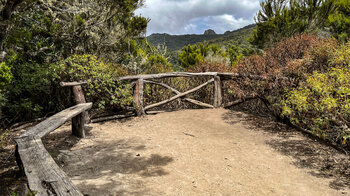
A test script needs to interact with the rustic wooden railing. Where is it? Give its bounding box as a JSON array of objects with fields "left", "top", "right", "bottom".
[
  {"left": 15, "top": 103, "right": 92, "bottom": 196},
  {"left": 116, "top": 72, "right": 290, "bottom": 116},
  {"left": 117, "top": 72, "right": 225, "bottom": 115},
  {"left": 60, "top": 72, "right": 291, "bottom": 118}
]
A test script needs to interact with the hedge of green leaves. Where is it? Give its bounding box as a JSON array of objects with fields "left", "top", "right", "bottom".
[{"left": 52, "top": 55, "right": 133, "bottom": 111}]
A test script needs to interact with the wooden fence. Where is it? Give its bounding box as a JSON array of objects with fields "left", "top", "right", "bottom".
[
  {"left": 116, "top": 72, "right": 290, "bottom": 116},
  {"left": 61, "top": 72, "right": 291, "bottom": 117}
]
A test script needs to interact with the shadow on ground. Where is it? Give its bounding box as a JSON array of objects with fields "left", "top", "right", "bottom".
[
  {"left": 222, "top": 110, "right": 350, "bottom": 191},
  {"left": 44, "top": 127, "right": 173, "bottom": 196},
  {"left": 0, "top": 146, "right": 26, "bottom": 195},
  {"left": 42, "top": 127, "right": 81, "bottom": 158}
]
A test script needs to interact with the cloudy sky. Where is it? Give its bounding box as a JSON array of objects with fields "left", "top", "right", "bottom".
[{"left": 135, "top": 0, "right": 261, "bottom": 35}]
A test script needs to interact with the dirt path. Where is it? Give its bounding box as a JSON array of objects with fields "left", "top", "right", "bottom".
[{"left": 48, "top": 109, "right": 350, "bottom": 196}]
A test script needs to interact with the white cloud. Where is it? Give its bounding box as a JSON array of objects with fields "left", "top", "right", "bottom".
[
  {"left": 184, "top": 23, "right": 197, "bottom": 32},
  {"left": 135, "top": 0, "right": 260, "bottom": 35}
]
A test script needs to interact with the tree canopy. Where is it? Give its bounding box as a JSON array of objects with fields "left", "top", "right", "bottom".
[
  {"left": 0, "top": 0, "right": 149, "bottom": 125},
  {"left": 249, "top": 0, "right": 340, "bottom": 48}
]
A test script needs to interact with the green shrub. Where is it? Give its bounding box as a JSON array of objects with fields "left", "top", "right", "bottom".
[
  {"left": 282, "top": 68, "right": 350, "bottom": 144},
  {"left": 179, "top": 44, "right": 204, "bottom": 68},
  {"left": 121, "top": 39, "right": 173, "bottom": 74},
  {"left": 330, "top": 41, "right": 350, "bottom": 67},
  {"left": 0, "top": 62, "right": 12, "bottom": 90},
  {"left": 0, "top": 62, "right": 12, "bottom": 118},
  {"left": 51, "top": 55, "right": 133, "bottom": 111},
  {"left": 328, "top": 0, "right": 350, "bottom": 42}
]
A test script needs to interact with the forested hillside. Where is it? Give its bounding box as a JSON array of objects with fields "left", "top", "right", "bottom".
[
  {"left": 147, "top": 33, "right": 222, "bottom": 51},
  {"left": 206, "top": 24, "right": 255, "bottom": 48},
  {"left": 147, "top": 24, "right": 255, "bottom": 51}
]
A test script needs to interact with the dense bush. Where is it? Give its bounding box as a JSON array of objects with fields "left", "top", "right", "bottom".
[
  {"left": 0, "top": 0, "right": 149, "bottom": 127},
  {"left": 122, "top": 39, "right": 173, "bottom": 74},
  {"left": 280, "top": 41, "right": 350, "bottom": 145},
  {"left": 0, "top": 62, "right": 12, "bottom": 119},
  {"left": 52, "top": 55, "right": 133, "bottom": 111},
  {"left": 238, "top": 34, "right": 319, "bottom": 77},
  {"left": 187, "top": 59, "right": 233, "bottom": 73},
  {"left": 179, "top": 43, "right": 254, "bottom": 69},
  {"left": 0, "top": 62, "right": 12, "bottom": 90},
  {"left": 282, "top": 68, "right": 350, "bottom": 144},
  {"left": 1, "top": 49, "right": 54, "bottom": 124},
  {"left": 229, "top": 34, "right": 321, "bottom": 111},
  {"left": 249, "top": 0, "right": 336, "bottom": 48},
  {"left": 236, "top": 35, "right": 350, "bottom": 145},
  {"left": 328, "top": 0, "right": 350, "bottom": 41},
  {"left": 179, "top": 44, "right": 205, "bottom": 68},
  {"left": 184, "top": 34, "right": 350, "bottom": 146}
]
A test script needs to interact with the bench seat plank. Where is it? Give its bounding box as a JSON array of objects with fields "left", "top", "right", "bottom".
[
  {"left": 16, "top": 137, "right": 83, "bottom": 196},
  {"left": 20, "top": 103, "right": 92, "bottom": 139},
  {"left": 15, "top": 103, "right": 92, "bottom": 195}
]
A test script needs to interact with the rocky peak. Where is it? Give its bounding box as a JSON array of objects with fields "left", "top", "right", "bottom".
[{"left": 204, "top": 29, "right": 216, "bottom": 35}]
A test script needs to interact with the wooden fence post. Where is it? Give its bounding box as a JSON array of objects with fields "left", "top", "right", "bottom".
[
  {"left": 214, "top": 76, "right": 222, "bottom": 108},
  {"left": 134, "top": 79, "right": 145, "bottom": 116},
  {"left": 72, "top": 85, "right": 89, "bottom": 138}
]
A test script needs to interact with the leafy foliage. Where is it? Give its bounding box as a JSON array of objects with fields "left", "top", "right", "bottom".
[
  {"left": 0, "top": 0, "right": 148, "bottom": 126},
  {"left": 239, "top": 34, "right": 319, "bottom": 77},
  {"left": 328, "top": 0, "right": 350, "bottom": 41},
  {"left": 121, "top": 39, "right": 173, "bottom": 74},
  {"left": 231, "top": 34, "right": 350, "bottom": 145},
  {"left": 52, "top": 55, "right": 133, "bottom": 111},
  {"left": 0, "top": 61, "right": 11, "bottom": 90},
  {"left": 249, "top": 0, "right": 335, "bottom": 48},
  {"left": 179, "top": 42, "right": 254, "bottom": 69},
  {"left": 179, "top": 44, "right": 204, "bottom": 68},
  {"left": 282, "top": 68, "right": 350, "bottom": 144}
]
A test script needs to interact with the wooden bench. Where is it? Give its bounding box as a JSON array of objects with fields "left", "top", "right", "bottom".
[{"left": 15, "top": 103, "right": 92, "bottom": 196}]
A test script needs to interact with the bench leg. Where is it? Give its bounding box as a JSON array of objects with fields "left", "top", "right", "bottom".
[
  {"left": 72, "top": 113, "right": 85, "bottom": 138},
  {"left": 15, "top": 144, "right": 24, "bottom": 176}
]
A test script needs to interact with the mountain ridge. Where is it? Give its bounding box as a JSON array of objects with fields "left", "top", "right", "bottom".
[{"left": 147, "top": 24, "right": 256, "bottom": 51}]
